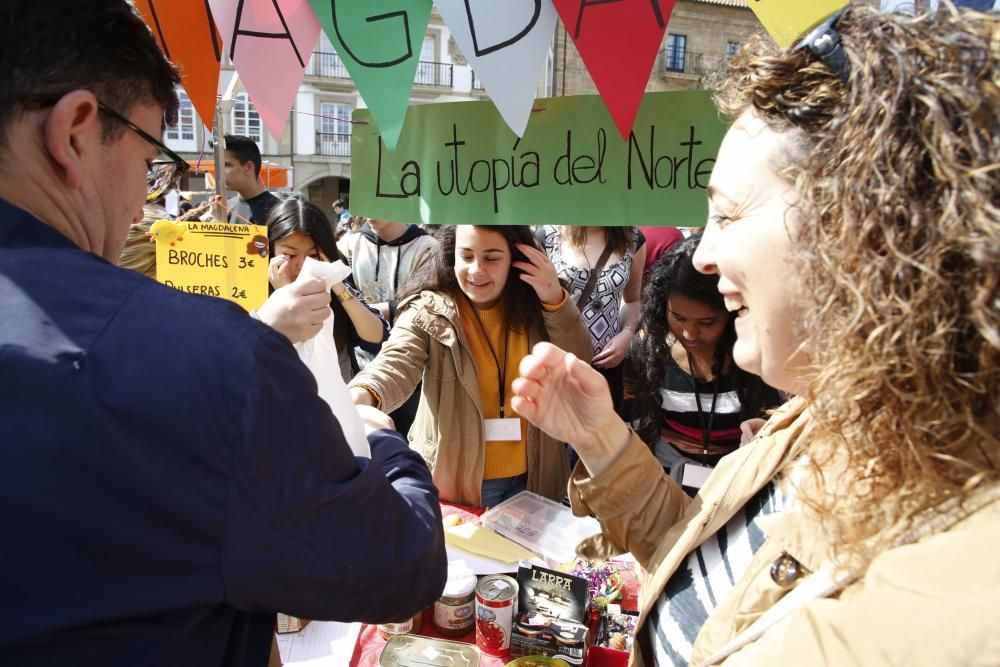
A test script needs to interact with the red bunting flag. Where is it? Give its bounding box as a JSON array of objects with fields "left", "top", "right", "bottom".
[
  {"left": 135, "top": 0, "right": 223, "bottom": 130},
  {"left": 550, "top": 0, "right": 675, "bottom": 140}
]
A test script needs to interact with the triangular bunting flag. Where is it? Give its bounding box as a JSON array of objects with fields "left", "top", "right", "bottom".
[
  {"left": 308, "top": 0, "right": 433, "bottom": 150},
  {"left": 435, "top": 0, "right": 558, "bottom": 138},
  {"left": 550, "top": 0, "right": 675, "bottom": 140},
  {"left": 748, "top": 0, "right": 848, "bottom": 49},
  {"left": 208, "top": 0, "right": 321, "bottom": 141},
  {"left": 135, "top": 0, "right": 223, "bottom": 130}
]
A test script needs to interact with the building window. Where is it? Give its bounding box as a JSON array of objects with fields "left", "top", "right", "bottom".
[
  {"left": 726, "top": 41, "right": 741, "bottom": 58},
  {"left": 318, "top": 102, "right": 352, "bottom": 157},
  {"left": 165, "top": 90, "right": 197, "bottom": 151},
  {"left": 230, "top": 93, "right": 262, "bottom": 144},
  {"left": 415, "top": 34, "right": 451, "bottom": 86},
  {"left": 665, "top": 34, "right": 687, "bottom": 72}
]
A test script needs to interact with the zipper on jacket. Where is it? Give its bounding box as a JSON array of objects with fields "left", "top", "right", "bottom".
[
  {"left": 696, "top": 465, "right": 740, "bottom": 543},
  {"left": 696, "top": 417, "right": 785, "bottom": 542}
]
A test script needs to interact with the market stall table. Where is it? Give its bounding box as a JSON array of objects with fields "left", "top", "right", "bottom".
[{"left": 345, "top": 501, "right": 631, "bottom": 667}]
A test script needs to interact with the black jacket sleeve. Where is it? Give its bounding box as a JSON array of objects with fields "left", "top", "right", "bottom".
[{"left": 221, "top": 331, "right": 446, "bottom": 623}]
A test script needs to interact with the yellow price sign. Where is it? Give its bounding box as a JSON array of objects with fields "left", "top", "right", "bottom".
[
  {"left": 152, "top": 220, "right": 269, "bottom": 312},
  {"left": 748, "top": 0, "right": 848, "bottom": 49}
]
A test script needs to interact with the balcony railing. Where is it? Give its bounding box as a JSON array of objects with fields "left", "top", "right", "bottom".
[
  {"left": 471, "top": 71, "right": 485, "bottom": 91},
  {"left": 662, "top": 51, "right": 726, "bottom": 78},
  {"left": 307, "top": 52, "right": 454, "bottom": 87},
  {"left": 316, "top": 132, "right": 351, "bottom": 157},
  {"left": 414, "top": 60, "right": 453, "bottom": 87},
  {"left": 307, "top": 52, "right": 351, "bottom": 79}
]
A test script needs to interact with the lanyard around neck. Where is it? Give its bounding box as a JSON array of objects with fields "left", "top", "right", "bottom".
[
  {"left": 687, "top": 352, "right": 720, "bottom": 455},
  {"left": 465, "top": 297, "right": 510, "bottom": 418}
]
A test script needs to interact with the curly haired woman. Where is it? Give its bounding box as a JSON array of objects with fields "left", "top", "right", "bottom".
[
  {"left": 624, "top": 235, "right": 783, "bottom": 493},
  {"left": 513, "top": 6, "right": 999, "bottom": 665}
]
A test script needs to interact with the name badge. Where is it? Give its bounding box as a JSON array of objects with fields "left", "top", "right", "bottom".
[
  {"left": 484, "top": 418, "right": 522, "bottom": 442},
  {"left": 681, "top": 462, "right": 713, "bottom": 490}
]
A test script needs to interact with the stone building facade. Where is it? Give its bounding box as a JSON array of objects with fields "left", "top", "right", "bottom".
[{"left": 551, "top": 0, "right": 762, "bottom": 98}]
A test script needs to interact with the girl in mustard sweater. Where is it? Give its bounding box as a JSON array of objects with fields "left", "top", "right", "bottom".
[{"left": 350, "top": 225, "right": 592, "bottom": 508}]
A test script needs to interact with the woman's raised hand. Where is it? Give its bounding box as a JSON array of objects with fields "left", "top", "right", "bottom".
[
  {"left": 512, "top": 342, "right": 631, "bottom": 477},
  {"left": 514, "top": 243, "right": 564, "bottom": 307},
  {"left": 268, "top": 254, "right": 294, "bottom": 289}
]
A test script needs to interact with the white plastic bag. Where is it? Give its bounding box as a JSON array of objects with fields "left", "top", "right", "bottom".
[{"left": 292, "top": 257, "right": 370, "bottom": 458}]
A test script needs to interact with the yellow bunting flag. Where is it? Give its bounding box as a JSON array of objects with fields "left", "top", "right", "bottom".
[
  {"left": 748, "top": 0, "right": 849, "bottom": 49},
  {"left": 152, "top": 220, "right": 269, "bottom": 312}
]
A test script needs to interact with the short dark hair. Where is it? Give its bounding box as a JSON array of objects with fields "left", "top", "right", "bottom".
[
  {"left": 0, "top": 1, "right": 180, "bottom": 148},
  {"left": 332, "top": 199, "right": 346, "bottom": 210},
  {"left": 224, "top": 134, "right": 262, "bottom": 177}
]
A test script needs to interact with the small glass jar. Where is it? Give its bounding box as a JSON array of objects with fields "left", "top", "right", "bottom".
[
  {"left": 377, "top": 611, "right": 423, "bottom": 641},
  {"left": 433, "top": 568, "right": 478, "bottom": 636}
]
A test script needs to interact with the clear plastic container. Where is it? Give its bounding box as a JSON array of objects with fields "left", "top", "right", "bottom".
[{"left": 479, "top": 491, "right": 602, "bottom": 565}]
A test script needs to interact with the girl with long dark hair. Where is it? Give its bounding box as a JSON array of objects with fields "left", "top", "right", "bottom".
[
  {"left": 266, "top": 196, "right": 388, "bottom": 381},
  {"left": 625, "top": 235, "right": 783, "bottom": 492},
  {"left": 349, "top": 225, "right": 592, "bottom": 508}
]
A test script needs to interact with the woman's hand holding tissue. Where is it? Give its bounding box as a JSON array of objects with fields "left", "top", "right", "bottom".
[{"left": 256, "top": 278, "right": 331, "bottom": 343}]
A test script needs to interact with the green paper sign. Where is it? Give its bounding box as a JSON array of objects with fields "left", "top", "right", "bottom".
[
  {"left": 350, "top": 91, "right": 727, "bottom": 227},
  {"left": 309, "top": 0, "right": 433, "bottom": 150}
]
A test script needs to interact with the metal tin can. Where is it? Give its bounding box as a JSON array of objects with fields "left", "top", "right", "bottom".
[
  {"left": 475, "top": 574, "right": 518, "bottom": 657},
  {"left": 379, "top": 634, "right": 482, "bottom": 667}
]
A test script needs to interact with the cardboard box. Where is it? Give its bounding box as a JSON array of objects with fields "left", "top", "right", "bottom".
[{"left": 510, "top": 564, "right": 590, "bottom": 665}]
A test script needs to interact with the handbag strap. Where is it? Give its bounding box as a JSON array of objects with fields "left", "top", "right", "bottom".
[{"left": 575, "top": 242, "right": 614, "bottom": 311}]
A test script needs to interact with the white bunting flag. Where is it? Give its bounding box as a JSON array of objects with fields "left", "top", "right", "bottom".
[{"left": 435, "top": 0, "right": 558, "bottom": 137}]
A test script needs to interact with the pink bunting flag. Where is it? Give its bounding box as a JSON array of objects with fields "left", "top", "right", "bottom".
[
  {"left": 551, "top": 0, "right": 675, "bottom": 140},
  {"left": 208, "top": 0, "right": 321, "bottom": 141}
]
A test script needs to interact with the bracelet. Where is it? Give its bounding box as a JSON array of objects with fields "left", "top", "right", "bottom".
[{"left": 336, "top": 289, "right": 354, "bottom": 304}]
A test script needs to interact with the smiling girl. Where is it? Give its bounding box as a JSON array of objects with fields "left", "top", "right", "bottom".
[{"left": 349, "top": 225, "right": 592, "bottom": 508}]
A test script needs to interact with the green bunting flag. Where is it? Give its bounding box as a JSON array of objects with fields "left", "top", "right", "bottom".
[{"left": 308, "top": 0, "right": 434, "bottom": 150}]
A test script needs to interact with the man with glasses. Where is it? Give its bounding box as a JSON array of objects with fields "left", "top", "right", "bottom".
[
  {"left": 98, "top": 100, "right": 191, "bottom": 205},
  {"left": 0, "top": 3, "right": 446, "bottom": 666}
]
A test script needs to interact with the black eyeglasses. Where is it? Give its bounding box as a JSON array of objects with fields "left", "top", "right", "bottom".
[{"left": 97, "top": 102, "right": 190, "bottom": 201}]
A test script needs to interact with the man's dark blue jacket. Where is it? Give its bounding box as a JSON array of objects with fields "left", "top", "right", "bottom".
[{"left": 0, "top": 200, "right": 446, "bottom": 666}]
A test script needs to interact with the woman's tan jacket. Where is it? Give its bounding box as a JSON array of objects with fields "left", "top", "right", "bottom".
[
  {"left": 571, "top": 397, "right": 1000, "bottom": 666},
  {"left": 350, "top": 289, "right": 593, "bottom": 508}
]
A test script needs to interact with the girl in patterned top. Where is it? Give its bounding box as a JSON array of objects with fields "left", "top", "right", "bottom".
[
  {"left": 625, "top": 235, "right": 783, "bottom": 493},
  {"left": 537, "top": 225, "right": 646, "bottom": 413}
]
